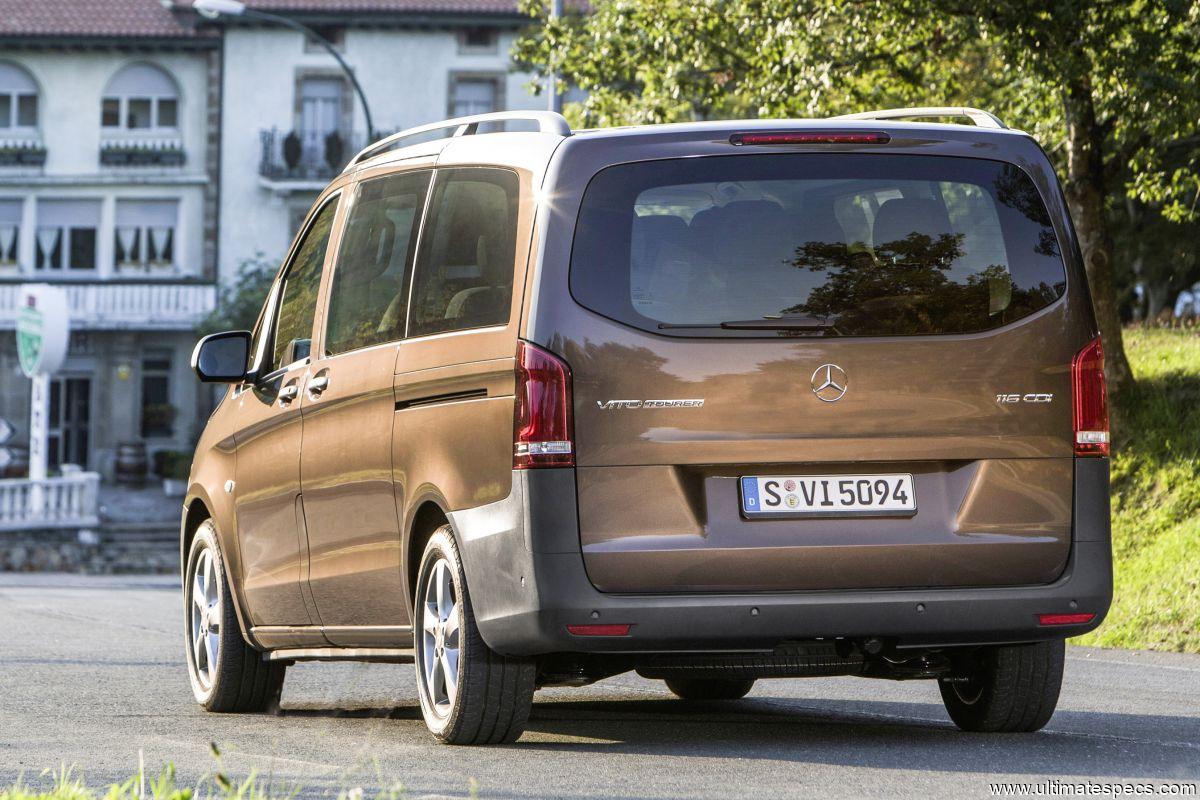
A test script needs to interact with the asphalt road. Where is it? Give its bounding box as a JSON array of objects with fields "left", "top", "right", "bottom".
[{"left": 2, "top": 574, "right": 1198, "bottom": 799}]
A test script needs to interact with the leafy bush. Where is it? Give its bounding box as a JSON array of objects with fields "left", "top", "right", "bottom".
[
  {"left": 153, "top": 450, "right": 192, "bottom": 481},
  {"left": 199, "top": 255, "right": 276, "bottom": 336}
]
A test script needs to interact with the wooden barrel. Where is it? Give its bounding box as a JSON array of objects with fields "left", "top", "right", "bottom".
[{"left": 114, "top": 441, "right": 148, "bottom": 484}]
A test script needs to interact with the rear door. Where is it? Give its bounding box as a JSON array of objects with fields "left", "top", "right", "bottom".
[
  {"left": 392, "top": 166, "right": 528, "bottom": 618},
  {"left": 299, "top": 169, "right": 431, "bottom": 640},
  {"left": 561, "top": 151, "right": 1083, "bottom": 593}
]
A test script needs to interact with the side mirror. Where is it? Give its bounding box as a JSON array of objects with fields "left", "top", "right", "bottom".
[
  {"left": 192, "top": 330, "right": 253, "bottom": 383},
  {"left": 280, "top": 337, "right": 311, "bottom": 367}
]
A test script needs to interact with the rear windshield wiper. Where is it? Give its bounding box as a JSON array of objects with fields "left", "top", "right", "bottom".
[
  {"left": 657, "top": 316, "right": 837, "bottom": 332},
  {"left": 718, "top": 315, "right": 835, "bottom": 331}
]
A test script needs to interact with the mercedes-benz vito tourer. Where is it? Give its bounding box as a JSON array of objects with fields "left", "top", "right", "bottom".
[{"left": 184, "top": 106, "right": 1111, "bottom": 744}]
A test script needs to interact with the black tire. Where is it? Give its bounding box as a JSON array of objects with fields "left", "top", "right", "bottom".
[
  {"left": 413, "top": 525, "right": 536, "bottom": 745},
  {"left": 184, "top": 520, "right": 285, "bottom": 713},
  {"left": 938, "top": 640, "right": 1064, "bottom": 733},
  {"left": 665, "top": 677, "right": 755, "bottom": 701}
]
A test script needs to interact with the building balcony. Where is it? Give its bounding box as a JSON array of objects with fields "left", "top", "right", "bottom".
[
  {"left": 258, "top": 128, "right": 366, "bottom": 192},
  {"left": 0, "top": 279, "right": 215, "bottom": 331}
]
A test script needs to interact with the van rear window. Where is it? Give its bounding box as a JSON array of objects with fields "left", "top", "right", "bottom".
[{"left": 569, "top": 154, "right": 1066, "bottom": 337}]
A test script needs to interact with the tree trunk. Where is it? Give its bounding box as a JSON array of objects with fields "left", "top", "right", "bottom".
[{"left": 1061, "top": 76, "right": 1135, "bottom": 396}]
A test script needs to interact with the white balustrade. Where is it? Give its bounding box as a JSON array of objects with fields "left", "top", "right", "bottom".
[
  {"left": 0, "top": 281, "right": 215, "bottom": 330},
  {"left": 0, "top": 472, "right": 101, "bottom": 532}
]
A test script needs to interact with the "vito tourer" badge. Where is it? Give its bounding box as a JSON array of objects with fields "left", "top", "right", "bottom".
[{"left": 596, "top": 399, "right": 705, "bottom": 409}]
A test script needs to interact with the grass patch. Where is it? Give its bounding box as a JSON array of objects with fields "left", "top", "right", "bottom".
[
  {"left": 1074, "top": 328, "right": 1200, "bottom": 652},
  {"left": 0, "top": 762, "right": 300, "bottom": 800},
  {"left": 0, "top": 746, "right": 421, "bottom": 800},
  {"left": 1, "top": 764, "right": 197, "bottom": 800}
]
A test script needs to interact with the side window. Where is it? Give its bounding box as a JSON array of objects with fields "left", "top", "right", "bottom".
[
  {"left": 269, "top": 197, "right": 337, "bottom": 373},
  {"left": 324, "top": 170, "right": 431, "bottom": 356},
  {"left": 408, "top": 168, "right": 519, "bottom": 338}
]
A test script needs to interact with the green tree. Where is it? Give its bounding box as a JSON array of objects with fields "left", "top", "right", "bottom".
[
  {"left": 1115, "top": 199, "right": 1200, "bottom": 322},
  {"left": 515, "top": 0, "right": 1200, "bottom": 395},
  {"left": 199, "top": 254, "right": 276, "bottom": 336}
]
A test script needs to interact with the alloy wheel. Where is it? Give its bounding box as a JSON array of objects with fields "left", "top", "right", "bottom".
[
  {"left": 188, "top": 546, "right": 222, "bottom": 690},
  {"left": 418, "top": 557, "right": 461, "bottom": 719}
]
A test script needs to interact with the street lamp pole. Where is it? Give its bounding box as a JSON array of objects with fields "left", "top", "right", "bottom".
[
  {"left": 192, "top": 0, "right": 376, "bottom": 141},
  {"left": 547, "top": 0, "right": 563, "bottom": 113}
]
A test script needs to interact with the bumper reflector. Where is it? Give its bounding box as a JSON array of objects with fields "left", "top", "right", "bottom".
[
  {"left": 1037, "top": 612, "right": 1096, "bottom": 626},
  {"left": 566, "top": 624, "right": 631, "bottom": 637}
]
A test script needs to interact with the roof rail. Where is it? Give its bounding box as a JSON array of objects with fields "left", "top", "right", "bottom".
[
  {"left": 830, "top": 106, "right": 1006, "bottom": 130},
  {"left": 345, "top": 110, "right": 572, "bottom": 172}
]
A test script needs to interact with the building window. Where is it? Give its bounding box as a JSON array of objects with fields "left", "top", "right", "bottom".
[
  {"left": 115, "top": 199, "right": 179, "bottom": 273},
  {"left": 0, "top": 62, "right": 38, "bottom": 129},
  {"left": 0, "top": 199, "right": 20, "bottom": 267},
  {"left": 289, "top": 74, "right": 354, "bottom": 176},
  {"left": 101, "top": 63, "right": 179, "bottom": 132},
  {"left": 303, "top": 26, "right": 345, "bottom": 53},
  {"left": 35, "top": 199, "right": 101, "bottom": 272},
  {"left": 458, "top": 27, "right": 498, "bottom": 54},
  {"left": 140, "top": 349, "right": 174, "bottom": 439},
  {"left": 68, "top": 332, "right": 94, "bottom": 355},
  {"left": 449, "top": 76, "right": 500, "bottom": 118}
]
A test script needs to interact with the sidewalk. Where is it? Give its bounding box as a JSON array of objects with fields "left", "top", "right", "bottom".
[{"left": 98, "top": 482, "right": 182, "bottom": 528}]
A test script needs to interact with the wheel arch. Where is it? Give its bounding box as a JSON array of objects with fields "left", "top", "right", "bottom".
[
  {"left": 181, "top": 489, "right": 258, "bottom": 648},
  {"left": 403, "top": 487, "right": 458, "bottom": 617}
]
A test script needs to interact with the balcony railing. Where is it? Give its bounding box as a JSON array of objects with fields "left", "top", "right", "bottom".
[
  {"left": 0, "top": 473, "right": 100, "bottom": 532},
  {"left": 0, "top": 280, "right": 216, "bottom": 331},
  {"left": 259, "top": 127, "right": 366, "bottom": 183},
  {"left": 0, "top": 136, "right": 46, "bottom": 168},
  {"left": 100, "top": 137, "right": 185, "bottom": 167}
]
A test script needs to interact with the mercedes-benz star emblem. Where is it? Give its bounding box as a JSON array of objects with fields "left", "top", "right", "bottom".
[{"left": 811, "top": 364, "right": 847, "bottom": 402}]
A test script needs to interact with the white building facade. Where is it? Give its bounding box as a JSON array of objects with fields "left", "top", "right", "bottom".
[
  {"left": 206, "top": 1, "right": 544, "bottom": 281},
  {"left": 0, "top": 0, "right": 543, "bottom": 482},
  {"left": 0, "top": 4, "right": 220, "bottom": 478}
]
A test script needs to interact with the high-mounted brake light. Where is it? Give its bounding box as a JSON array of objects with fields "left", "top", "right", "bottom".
[
  {"left": 1071, "top": 336, "right": 1109, "bottom": 457},
  {"left": 729, "top": 131, "right": 891, "bottom": 146},
  {"left": 514, "top": 340, "right": 574, "bottom": 469}
]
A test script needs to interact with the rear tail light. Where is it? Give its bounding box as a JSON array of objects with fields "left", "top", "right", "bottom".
[
  {"left": 1071, "top": 336, "right": 1109, "bottom": 457},
  {"left": 566, "top": 624, "right": 631, "bottom": 636},
  {"left": 1038, "top": 612, "right": 1096, "bottom": 626},
  {"left": 730, "top": 131, "right": 891, "bottom": 146},
  {"left": 514, "top": 340, "right": 574, "bottom": 469}
]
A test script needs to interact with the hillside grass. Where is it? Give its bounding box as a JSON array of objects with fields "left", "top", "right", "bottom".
[{"left": 1074, "top": 327, "right": 1200, "bottom": 652}]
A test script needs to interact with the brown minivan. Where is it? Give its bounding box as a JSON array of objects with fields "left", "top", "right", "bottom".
[{"left": 184, "top": 107, "right": 1112, "bottom": 744}]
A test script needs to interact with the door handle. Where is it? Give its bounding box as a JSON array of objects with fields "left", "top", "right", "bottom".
[
  {"left": 278, "top": 384, "right": 298, "bottom": 404},
  {"left": 308, "top": 375, "right": 330, "bottom": 395}
]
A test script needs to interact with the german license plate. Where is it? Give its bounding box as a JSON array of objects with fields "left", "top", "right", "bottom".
[{"left": 740, "top": 474, "right": 916, "bottom": 518}]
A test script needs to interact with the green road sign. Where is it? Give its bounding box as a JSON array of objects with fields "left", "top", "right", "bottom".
[
  {"left": 16, "top": 284, "right": 69, "bottom": 379},
  {"left": 16, "top": 303, "right": 43, "bottom": 377}
]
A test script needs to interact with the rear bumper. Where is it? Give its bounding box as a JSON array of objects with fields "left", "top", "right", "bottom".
[{"left": 451, "top": 460, "right": 1112, "bottom": 657}]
